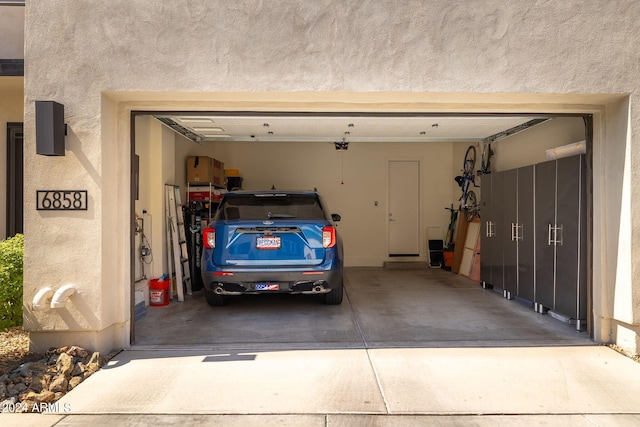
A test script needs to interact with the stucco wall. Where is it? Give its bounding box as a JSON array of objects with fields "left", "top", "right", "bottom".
[{"left": 22, "top": 1, "right": 640, "bottom": 354}]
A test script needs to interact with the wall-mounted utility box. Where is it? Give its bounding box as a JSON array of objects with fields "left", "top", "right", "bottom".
[
  {"left": 187, "top": 156, "right": 225, "bottom": 187},
  {"left": 36, "top": 101, "right": 65, "bottom": 156}
]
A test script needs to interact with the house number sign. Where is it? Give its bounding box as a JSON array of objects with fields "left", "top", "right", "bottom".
[{"left": 36, "top": 190, "right": 88, "bottom": 211}]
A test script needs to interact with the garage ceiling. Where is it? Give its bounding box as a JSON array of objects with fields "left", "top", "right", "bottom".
[{"left": 154, "top": 113, "right": 550, "bottom": 144}]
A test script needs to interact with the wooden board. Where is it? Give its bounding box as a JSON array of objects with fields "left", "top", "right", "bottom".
[
  {"left": 460, "top": 218, "right": 481, "bottom": 281},
  {"left": 451, "top": 214, "right": 468, "bottom": 274}
]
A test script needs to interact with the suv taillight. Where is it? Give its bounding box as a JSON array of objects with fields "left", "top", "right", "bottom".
[
  {"left": 203, "top": 227, "right": 215, "bottom": 249},
  {"left": 322, "top": 226, "right": 336, "bottom": 248}
]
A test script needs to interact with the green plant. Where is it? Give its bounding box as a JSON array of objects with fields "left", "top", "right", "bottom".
[{"left": 0, "top": 234, "right": 23, "bottom": 330}]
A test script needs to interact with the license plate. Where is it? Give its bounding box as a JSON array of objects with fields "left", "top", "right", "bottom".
[
  {"left": 256, "top": 236, "right": 281, "bottom": 249},
  {"left": 255, "top": 283, "right": 280, "bottom": 291}
]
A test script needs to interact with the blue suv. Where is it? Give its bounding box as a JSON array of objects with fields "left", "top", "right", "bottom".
[{"left": 201, "top": 190, "right": 344, "bottom": 306}]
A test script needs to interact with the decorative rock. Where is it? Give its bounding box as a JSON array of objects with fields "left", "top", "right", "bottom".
[
  {"left": 26, "top": 375, "right": 44, "bottom": 393},
  {"left": 21, "top": 390, "right": 55, "bottom": 403},
  {"left": 40, "top": 373, "right": 52, "bottom": 390},
  {"left": 68, "top": 376, "right": 83, "bottom": 390},
  {"left": 56, "top": 353, "right": 74, "bottom": 376},
  {"left": 87, "top": 352, "right": 105, "bottom": 368},
  {"left": 8, "top": 382, "right": 27, "bottom": 397},
  {"left": 18, "top": 361, "right": 48, "bottom": 377},
  {"left": 66, "top": 345, "right": 89, "bottom": 359},
  {"left": 49, "top": 375, "right": 68, "bottom": 393},
  {"left": 71, "top": 362, "right": 86, "bottom": 377},
  {"left": 30, "top": 361, "right": 49, "bottom": 373},
  {"left": 1, "top": 344, "right": 111, "bottom": 410}
]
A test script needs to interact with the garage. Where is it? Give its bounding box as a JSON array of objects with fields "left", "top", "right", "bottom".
[
  {"left": 14, "top": 0, "right": 639, "bottom": 360},
  {"left": 130, "top": 111, "right": 591, "bottom": 346}
]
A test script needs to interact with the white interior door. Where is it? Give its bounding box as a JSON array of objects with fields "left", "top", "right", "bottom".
[{"left": 388, "top": 160, "right": 420, "bottom": 256}]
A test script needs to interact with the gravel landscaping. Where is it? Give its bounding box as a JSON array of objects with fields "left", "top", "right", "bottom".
[{"left": 0, "top": 327, "right": 117, "bottom": 413}]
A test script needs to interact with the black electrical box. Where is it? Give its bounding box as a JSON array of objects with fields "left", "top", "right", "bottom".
[{"left": 36, "top": 101, "right": 65, "bottom": 156}]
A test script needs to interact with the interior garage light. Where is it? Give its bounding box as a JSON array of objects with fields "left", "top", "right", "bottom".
[
  {"left": 192, "top": 127, "right": 224, "bottom": 132},
  {"left": 178, "top": 117, "right": 215, "bottom": 124}
]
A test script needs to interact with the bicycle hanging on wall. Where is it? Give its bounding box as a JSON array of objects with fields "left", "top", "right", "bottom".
[
  {"left": 455, "top": 145, "right": 480, "bottom": 222},
  {"left": 477, "top": 141, "right": 494, "bottom": 176}
]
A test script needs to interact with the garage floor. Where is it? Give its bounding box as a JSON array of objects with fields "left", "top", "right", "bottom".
[{"left": 134, "top": 266, "right": 590, "bottom": 348}]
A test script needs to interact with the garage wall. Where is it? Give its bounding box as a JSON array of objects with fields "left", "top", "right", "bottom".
[
  {"left": 174, "top": 134, "right": 456, "bottom": 266},
  {"left": 134, "top": 116, "right": 176, "bottom": 280}
]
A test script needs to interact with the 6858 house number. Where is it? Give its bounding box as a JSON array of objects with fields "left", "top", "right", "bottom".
[{"left": 36, "top": 190, "right": 88, "bottom": 211}]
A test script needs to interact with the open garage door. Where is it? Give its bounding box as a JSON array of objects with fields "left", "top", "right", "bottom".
[{"left": 130, "top": 111, "right": 592, "bottom": 347}]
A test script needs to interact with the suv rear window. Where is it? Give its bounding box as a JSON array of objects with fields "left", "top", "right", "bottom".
[{"left": 215, "top": 194, "right": 326, "bottom": 220}]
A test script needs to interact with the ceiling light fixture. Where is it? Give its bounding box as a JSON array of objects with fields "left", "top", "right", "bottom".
[
  {"left": 192, "top": 127, "right": 224, "bottom": 132},
  {"left": 178, "top": 117, "right": 215, "bottom": 124}
]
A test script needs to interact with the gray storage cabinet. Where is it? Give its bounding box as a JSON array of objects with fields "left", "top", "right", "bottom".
[
  {"left": 480, "top": 172, "right": 504, "bottom": 291},
  {"left": 502, "top": 166, "right": 535, "bottom": 301},
  {"left": 480, "top": 173, "right": 493, "bottom": 287},
  {"left": 517, "top": 166, "right": 535, "bottom": 302},
  {"left": 535, "top": 155, "right": 587, "bottom": 329},
  {"left": 480, "top": 155, "right": 587, "bottom": 330},
  {"left": 502, "top": 169, "right": 518, "bottom": 297}
]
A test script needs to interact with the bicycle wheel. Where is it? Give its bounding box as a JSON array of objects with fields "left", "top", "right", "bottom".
[
  {"left": 464, "top": 190, "right": 478, "bottom": 222},
  {"left": 463, "top": 145, "right": 476, "bottom": 175}
]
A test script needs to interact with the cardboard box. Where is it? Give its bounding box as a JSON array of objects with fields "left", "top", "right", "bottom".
[
  {"left": 187, "top": 156, "right": 213, "bottom": 184},
  {"left": 187, "top": 156, "right": 225, "bottom": 187},
  {"left": 212, "top": 158, "right": 225, "bottom": 188}
]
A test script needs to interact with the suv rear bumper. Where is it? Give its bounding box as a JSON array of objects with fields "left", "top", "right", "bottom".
[{"left": 202, "top": 268, "right": 342, "bottom": 295}]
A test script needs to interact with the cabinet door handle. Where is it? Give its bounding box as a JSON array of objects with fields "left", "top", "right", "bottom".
[
  {"left": 486, "top": 220, "right": 495, "bottom": 237},
  {"left": 516, "top": 224, "right": 523, "bottom": 242},
  {"left": 548, "top": 224, "right": 563, "bottom": 245},
  {"left": 512, "top": 223, "right": 524, "bottom": 242},
  {"left": 548, "top": 224, "right": 553, "bottom": 246},
  {"left": 555, "top": 224, "right": 563, "bottom": 245}
]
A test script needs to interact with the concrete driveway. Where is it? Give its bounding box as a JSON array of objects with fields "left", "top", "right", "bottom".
[{"left": 6, "top": 267, "right": 640, "bottom": 426}]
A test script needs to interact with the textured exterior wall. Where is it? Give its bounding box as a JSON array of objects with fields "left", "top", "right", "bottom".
[{"left": 22, "top": 0, "right": 640, "bottom": 353}]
